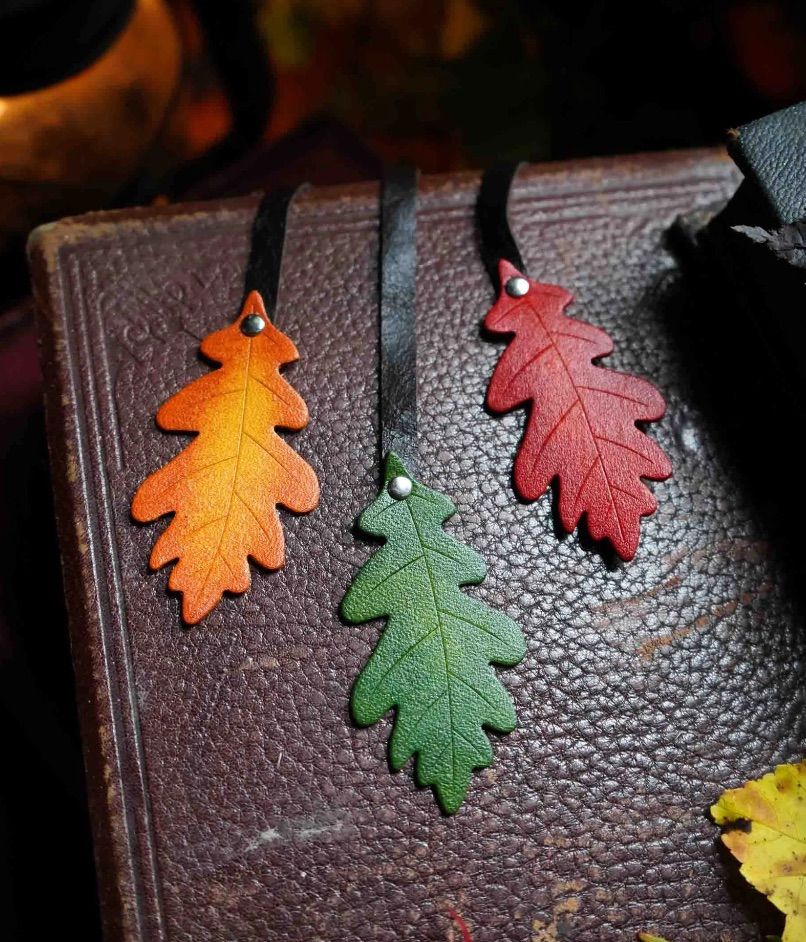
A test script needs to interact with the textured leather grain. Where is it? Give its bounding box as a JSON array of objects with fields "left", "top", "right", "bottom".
[
  {"left": 727, "top": 101, "right": 806, "bottom": 225},
  {"left": 28, "top": 149, "right": 806, "bottom": 942}
]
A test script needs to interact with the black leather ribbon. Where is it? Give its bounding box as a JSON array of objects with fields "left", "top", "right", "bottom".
[
  {"left": 379, "top": 165, "right": 419, "bottom": 474},
  {"left": 243, "top": 186, "right": 305, "bottom": 321},
  {"left": 477, "top": 162, "right": 526, "bottom": 292}
]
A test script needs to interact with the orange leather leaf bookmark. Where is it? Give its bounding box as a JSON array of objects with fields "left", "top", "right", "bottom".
[{"left": 132, "top": 290, "right": 319, "bottom": 623}]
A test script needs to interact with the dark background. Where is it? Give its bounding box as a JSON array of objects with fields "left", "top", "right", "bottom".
[
  {"left": 1, "top": 1, "right": 805, "bottom": 939},
  {"left": 190, "top": 0, "right": 806, "bottom": 172}
]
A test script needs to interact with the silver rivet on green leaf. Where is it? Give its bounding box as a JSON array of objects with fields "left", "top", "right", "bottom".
[{"left": 387, "top": 475, "right": 413, "bottom": 500}]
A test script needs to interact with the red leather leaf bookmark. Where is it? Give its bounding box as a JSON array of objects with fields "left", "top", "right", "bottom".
[{"left": 484, "top": 259, "right": 672, "bottom": 560}]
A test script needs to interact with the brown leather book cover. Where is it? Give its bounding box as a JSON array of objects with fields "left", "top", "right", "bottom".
[{"left": 28, "top": 151, "right": 805, "bottom": 942}]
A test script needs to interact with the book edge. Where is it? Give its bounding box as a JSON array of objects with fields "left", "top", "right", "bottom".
[{"left": 28, "top": 230, "right": 161, "bottom": 942}]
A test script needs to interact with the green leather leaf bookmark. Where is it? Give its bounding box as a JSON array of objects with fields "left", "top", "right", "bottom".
[{"left": 342, "top": 452, "right": 526, "bottom": 814}]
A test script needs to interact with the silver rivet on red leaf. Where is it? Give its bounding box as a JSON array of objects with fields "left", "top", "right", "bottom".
[{"left": 505, "top": 276, "right": 529, "bottom": 298}]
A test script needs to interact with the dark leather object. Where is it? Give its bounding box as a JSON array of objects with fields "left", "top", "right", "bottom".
[
  {"left": 28, "top": 150, "right": 806, "bottom": 942},
  {"left": 727, "top": 101, "right": 806, "bottom": 225},
  {"left": 694, "top": 102, "right": 806, "bottom": 394}
]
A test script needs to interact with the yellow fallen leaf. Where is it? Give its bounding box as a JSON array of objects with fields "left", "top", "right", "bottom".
[{"left": 711, "top": 760, "right": 806, "bottom": 942}]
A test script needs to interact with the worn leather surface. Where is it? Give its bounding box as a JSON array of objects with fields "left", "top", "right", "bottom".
[
  {"left": 29, "top": 149, "right": 806, "bottom": 942},
  {"left": 728, "top": 101, "right": 806, "bottom": 225}
]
